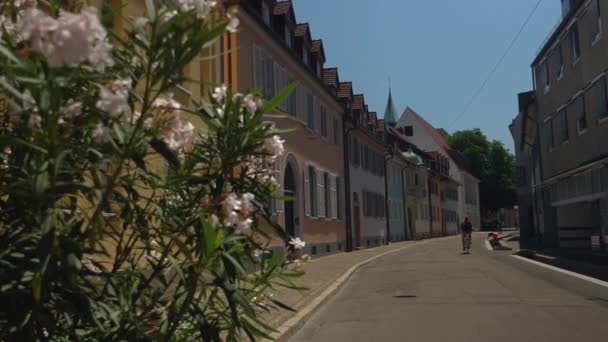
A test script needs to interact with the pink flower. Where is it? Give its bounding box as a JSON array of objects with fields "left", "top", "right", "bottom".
[
  {"left": 62, "top": 100, "right": 82, "bottom": 120},
  {"left": 223, "top": 193, "right": 242, "bottom": 214},
  {"left": 96, "top": 79, "right": 131, "bottom": 118},
  {"left": 289, "top": 237, "right": 306, "bottom": 250},
  {"left": 27, "top": 114, "right": 41, "bottom": 129},
  {"left": 92, "top": 123, "right": 110, "bottom": 143},
  {"left": 212, "top": 85, "right": 227, "bottom": 102},
  {"left": 236, "top": 218, "right": 253, "bottom": 235},
  {"left": 264, "top": 135, "right": 285, "bottom": 159},
  {"left": 209, "top": 214, "right": 219, "bottom": 228},
  {"left": 16, "top": 7, "right": 114, "bottom": 71},
  {"left": 243, "top": 94, "right": 260, "bottom": 115},
  {"left": 226, "top": 7, "right": 239, "bottom": 33}
]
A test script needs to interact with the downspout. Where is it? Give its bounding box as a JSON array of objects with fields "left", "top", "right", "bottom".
[
  {"left": 343, "top": 124, "right": 354, "bottom": 252},
  {"left": 531, "top": 65, "right": 546, "bottom": 247},
  {"left": 401, "top": 163, "right": 410, "bottom": 240},
  {"left": 384, "top": 150, "right": 393, "bottom": 244},
  {"left": 427, "top": 169, "right": 433, "bottom": 238}
]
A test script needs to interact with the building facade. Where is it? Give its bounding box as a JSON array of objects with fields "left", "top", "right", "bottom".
[
  {"left": 530, "top": 0, "right": 608, "bottom": 250},
  {"left": 397, "top": 107, "right": 481, "bottom": 231},
  {"left": 340, "top": 87, "right": 388, "bottom": 249},
  {"left": 237, "top": 0, "right": 347, "bottom": 256}
]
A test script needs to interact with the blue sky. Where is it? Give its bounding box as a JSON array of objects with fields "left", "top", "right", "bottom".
[{"left": 291, "top": 0, "right": 561, "bottom": 150}]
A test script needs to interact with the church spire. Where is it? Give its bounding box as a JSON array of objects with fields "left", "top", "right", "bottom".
[{"left": 384, "top": 82, "right": 398, "bottom": 126}]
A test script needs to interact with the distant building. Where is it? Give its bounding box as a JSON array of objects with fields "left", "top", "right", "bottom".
[
  {"left": 397, "top": 107, "right": 481, "bottom": 232},
  {"left": 527, "top": 0, "right": 607, "bottom": 250}
]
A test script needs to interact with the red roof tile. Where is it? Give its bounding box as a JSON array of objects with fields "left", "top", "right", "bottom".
[
  {"left": 369, "top": 112, "right": 378, "bottom": 123},
  {"left": 323, "top": 68, "right": 337, "bottom": 87},
  {"left": 311, "top": 40, "right": 322, "bottom": 52},
  {"left": 273, "top": 1, "right": 292, "bottom": 15},
  {"left": 338, "top": 82, "right": 352, "bottom": 99},
  {"left": 352, "top": 94, "right": 365, "bottom": 111},
  {"left": 294, "top": 23, "right": 309, "bottom": 37}
]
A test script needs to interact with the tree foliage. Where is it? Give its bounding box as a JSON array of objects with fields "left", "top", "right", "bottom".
[{"left": 448, "top": 129, "right": 516, "bottom": 213}]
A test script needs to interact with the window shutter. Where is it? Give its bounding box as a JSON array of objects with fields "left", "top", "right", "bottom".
[
  {"left": 253, "top": 44, "right": 263, "bottom": 89},
  {"left": 275, "top": 157, "right": 284, "bottom": 212},
  {"left": 317, "top": 169, "right": 325, "bottom": 217},
  {"left": 304, "top": 164, "right": 310, "bottom": 216},
  {"left": 330, "top": 175, "right": 337, "bottom": 219}
]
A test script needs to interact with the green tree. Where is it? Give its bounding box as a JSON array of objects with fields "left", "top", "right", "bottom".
[{"left": 448, "top": 129, "right": 516, "bottom": 214}]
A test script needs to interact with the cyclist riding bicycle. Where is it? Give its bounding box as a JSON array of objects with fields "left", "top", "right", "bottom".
[{"left": 461, "top": 217, "right": 473, "bottom": 253}]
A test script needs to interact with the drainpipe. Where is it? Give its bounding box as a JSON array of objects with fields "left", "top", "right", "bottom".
[
  {"left": 343, "top": 124, "right": 354, "bottom": 252},
  {"left": 400, "top": 163, "right": 410, "bottom": 240},
  {"left": 384, "top": 150, "right": 393, "bottom": 244},
  {"left": 427, "top": 169, "right": 434, "bottom": 238}
]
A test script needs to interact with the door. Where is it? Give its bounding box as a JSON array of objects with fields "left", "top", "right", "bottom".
[
  {"left": 407, "top": 207, "right": 414, "bottom": 240},
  {"left": 284, "top": 163, "right": 296, "bottom": 237}
]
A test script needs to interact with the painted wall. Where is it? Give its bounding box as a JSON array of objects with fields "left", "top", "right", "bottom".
[{"left": 387, "top": 158, "right": 407, "bottom": 242}]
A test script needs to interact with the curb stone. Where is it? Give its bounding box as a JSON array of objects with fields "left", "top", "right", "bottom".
[{"left": 268, "top": 235, "right": 458, "bottom": 341}]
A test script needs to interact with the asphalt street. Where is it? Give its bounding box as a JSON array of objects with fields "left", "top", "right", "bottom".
[{"left": 290, "top": 233, "right": 608, "bottom": 342}]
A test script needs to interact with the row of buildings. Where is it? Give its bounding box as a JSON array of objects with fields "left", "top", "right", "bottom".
[
  {"left": 510, "top": 0, "right": 608, "bottom": 252},
  {"left": 232, "top": 0, "right": 481, "bottom": 255},
  {"left": 90, "top": 0, "right": 482, "bottom": 256}
]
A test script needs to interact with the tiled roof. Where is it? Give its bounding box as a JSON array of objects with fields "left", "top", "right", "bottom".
[
  {"left": 352, "top": 94, "right": 365, "bottom": 111},
  {"left": 294, "top": 23, "right": 309, "bottom": 37},
  {"left": 273, "top": 1, "right": 292, "bottom": 15},
  {"left": 311, "top": 40, "right": 322, "bottom": 52},
  {"left": 369, "top": 112, "right": 378, "bottom": 124},
  {"left": 338, "top": 82, "right": 352, "bottom": 99},
  {"left": 323, "top": 68, "right": 337, "bottom": 87}
]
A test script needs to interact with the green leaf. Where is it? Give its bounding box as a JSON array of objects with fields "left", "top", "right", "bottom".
[
  {"left": 150, "top": 138, "right": 180, "bottom": 168},
  {"left": 260, "top": 82, "right": 298, "bottom": 114}
]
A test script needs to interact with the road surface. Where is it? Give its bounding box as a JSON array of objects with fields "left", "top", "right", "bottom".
[{"left": 290, "top": 233, "right": 608, "bottom": 342}]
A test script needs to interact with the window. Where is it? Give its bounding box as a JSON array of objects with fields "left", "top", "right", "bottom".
[
  {"left": 546, "top": 119, "right": 555, "bottom": 150},
  {"left": 541, "top": 62, "right": 550, "bottom": 93},
  {"left": 336, "top": 177, "right": 343, "bottom": 220},
  {"left": 590, "top": 76, "right": 608, "bottom": 119},
  {"left": 306, "top": 93, "right": 314, "bottom": 130},
  {"left": 352, "top": 137, "right": 360, "bottom": 166},
  {"left": 593, "top": 0, "right": 603, "bottom": 44},
  {"left": 307, "top": 166, "right": 317, "bottom": 217},
  {"left": 324, "top": 172, "right": 331, "bottom": 218},
  {"left": 317, "top": 169, "right": 325, "bottom": 217},
  {"left": 572, "top": 94, "right": 587, "bottom": 133},
  {"left": 558, "top": 108, "right": 568, "bottom": 143},
  {"left": 302, "top": 49, "right": 309, "bottom": 66},
  {"left": 285, "top": 27, "right": 291, "bottom": 47},
  {"left": 320, "top": 106, "right": 327, "bottom": 138},
  {"left": 333, "top": 116, "right": 339, "bottom": 145},
  {"left": 262, "top": 1, "right": 271, "bottom": 25},
  {"left": 415, "top": 173, "right": 419, "bottom": 186},
  {"left": 570, "top": 22, "right": 580, "bottom": 62},
  {"left": 554, "top": 44, "right": 564, "bottom": 80}
]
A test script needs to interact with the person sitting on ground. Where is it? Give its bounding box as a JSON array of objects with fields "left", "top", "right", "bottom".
[{"left": 461, "top": 217, "right": 473, "bottom": 253}]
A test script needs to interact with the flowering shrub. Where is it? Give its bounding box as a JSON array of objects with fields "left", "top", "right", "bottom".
[{"left": 0, "top": 1, "right": 306, "bottom": 340}]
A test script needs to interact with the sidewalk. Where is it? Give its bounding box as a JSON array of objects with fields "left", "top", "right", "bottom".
[
  {"left": 498, "top": 232, "right": 608, "bottom": 282},
  {"left": 261, "top": 238, "right": 454, "bottom": 338}
]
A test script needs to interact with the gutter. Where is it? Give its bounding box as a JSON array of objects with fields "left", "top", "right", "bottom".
[
  {"left": 343, "top": 123, "right": 354, "bottom": 252},
  {"left": 384, "top": 149, "right": 393, "bottom": 244}
]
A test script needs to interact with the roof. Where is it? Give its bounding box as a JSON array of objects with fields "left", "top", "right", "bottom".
[
  {"left": 323, "top": 67, "right": 338, "bottom": 87},
  {"left": 407, "top": 107, "right": 451, "bottom": 151},
  {"left": 352, "top": 94, "right": 365, "bottom": 111},
  {"left": 294, "top": 23, "right": 309, "bottom": 37},
  {"left": 338, "top": 82, "right": 353, "bottom": 99},
  {"left": 311, "top": 40, "right": 326, "bottom": 60},
  {"left": 369, "top": 112, "right": 378, "bottom": 124},
  {"left": 273, "top": 1, "right": 292, "bottom": 15},
  {"left": 402, "top": 106, "right": 476, "bottom": 176},
  {"left": 383, "top": 89, "right": 398, "bottom": 124}
]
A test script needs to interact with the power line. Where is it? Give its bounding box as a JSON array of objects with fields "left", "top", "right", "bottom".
[{"left": 448, "top": 0, "right": 544, "bottom": 129}]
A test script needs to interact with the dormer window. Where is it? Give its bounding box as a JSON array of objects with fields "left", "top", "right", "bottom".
[
  {"left": 285, "top": 27, "right": 291, "bottom": 47},
  {"left": 262, "top": 2, "right": 270, "bottom": 25},
  {"left": 302, "top": 49, "right": 309, "bottom": 66}
]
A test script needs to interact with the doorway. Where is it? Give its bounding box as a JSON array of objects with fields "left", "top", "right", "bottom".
[{"left": 284, "top": 162, "right": 296, "bottom": 238}]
